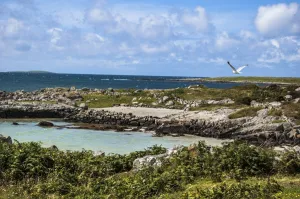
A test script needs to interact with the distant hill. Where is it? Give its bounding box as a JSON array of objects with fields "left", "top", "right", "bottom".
[{"left": 7, "top": 70, "right": 55, "bottom": 74}]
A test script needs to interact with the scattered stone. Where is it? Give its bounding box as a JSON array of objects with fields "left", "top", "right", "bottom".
[
  {"left": 162, "top": 96, "right": 169, "bottom": 102},
  {"left": 49, "top": 145, "right": 58, "bottom": 150},
  {"left": 0, "top": 134, "right": 12, "bottom": 144},
  {"left": 79, "top": 103, "right": 88, "bottom": 110},
  {"left": 94, "top": 150, "right": 105, "bottom": 156},
  {"left": 295, "top": 87, "right": 300, "bottom": 92},
  {"left": 285, "top": 95, "right": 293, "bottom": 101},
  {"left": 165, "top": 100, "right": 174, "bottom": 106},
  {"left": 38, "top": 121, "right": 54, "bottom": 127},
  {"left": 12, "top": 122, "right": 19, "bottom": 125}
]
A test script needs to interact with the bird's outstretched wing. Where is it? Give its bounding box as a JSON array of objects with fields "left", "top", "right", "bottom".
[
  {"left": 227, "top": 61, "right": 237, "bottom": 72},
  {"left": 236, "top": 65, "right": 247, "bottom": 73}
]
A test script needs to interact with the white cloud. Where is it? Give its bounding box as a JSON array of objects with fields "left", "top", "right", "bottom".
[
  {"left": 270, "top": 39, "right": 280, "bottom": 48},
  {"left": 87, "top": 8, "right": 114, "bottom": 24},
  {"left": 0, "top": 18, "right": 23, "bottom": 38},
  {"left": 137, "top": 15, "right": 173, "bottom": 39},
  {"left": 239, "top": 30, "right": 256, "bottom": 40},
  {"left": 215, "top": 32, "right": 239, "bottom": 50},
  {"left": 84, "top": 33, "right": 105, "bottom": 43},
  {"left": 255, "top": 3, "right": 300, "bottom": 36},
  {"left": 181, "top": 6, "right": 209, "bottom": 32},
  {"left": 141, "top": 44, "right": 169, "bottom": 54}
]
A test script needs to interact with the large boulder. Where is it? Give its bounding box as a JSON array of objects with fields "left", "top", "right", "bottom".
[
  {"left": 38, "top": 121, "right": 54, "bottom": 127},
  {"left": 0, "top": 134, "right": 12, "bottom": 144},
  {"left": 79, "top": 103, "right": 88, "bottom": 110},
  {"left": 132, "top": 145, "right": 184, "bottom": 171},
  {"left": 132, "top": 154, "right": 166, "bottom": 171}
]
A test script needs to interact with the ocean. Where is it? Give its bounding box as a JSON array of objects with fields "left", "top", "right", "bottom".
[{"left": 0, "top": 72, "right": 243, "bottom": 92}]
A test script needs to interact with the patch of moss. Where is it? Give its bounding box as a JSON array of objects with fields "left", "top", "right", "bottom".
[{"left": 228, "top": 107, "right": 263, "bottom": 119}]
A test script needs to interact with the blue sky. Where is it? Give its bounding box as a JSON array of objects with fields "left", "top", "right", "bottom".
[{"left": 0, "top": 0, "right": 300, "bottom": 77}]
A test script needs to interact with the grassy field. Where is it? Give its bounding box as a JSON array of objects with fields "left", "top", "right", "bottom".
[{"left": 206, "top": 76, "right": 300, "bottom": 84}]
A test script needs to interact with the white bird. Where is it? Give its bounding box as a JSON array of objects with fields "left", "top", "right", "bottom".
[{"left": 227, "top": 61, "right": 248, "bottom": 74}]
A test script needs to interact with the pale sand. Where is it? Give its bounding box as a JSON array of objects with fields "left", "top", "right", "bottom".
[
  {"left": 93, "top": 107, "right": 235, "bottom": 120},
  {"left": 93, "top": 107, "right": 185, "bottom": 118}
]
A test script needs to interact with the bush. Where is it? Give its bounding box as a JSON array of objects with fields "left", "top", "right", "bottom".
[
  {"left": 182, "top": 180, "right": 282, "bottom": 199},
  {"left": 235, "top": 96, "right": 252, "bottom": 105}
]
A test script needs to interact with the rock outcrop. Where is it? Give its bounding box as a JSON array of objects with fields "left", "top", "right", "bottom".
[{"left": 0, "top": 134, "right": 12, "bottom": 144}]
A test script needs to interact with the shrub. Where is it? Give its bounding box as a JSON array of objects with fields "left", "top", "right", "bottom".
[
  {"left": 182, "top": 180, "right": 282, "bottom": 199},
  {"left": 235, "top": 96, "right": 252, "bottom": 105}
]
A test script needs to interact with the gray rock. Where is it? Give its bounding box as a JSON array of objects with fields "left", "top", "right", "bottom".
[
  {"left": 0, "top": 134, "right": 12, "bottom": 144},
  {"left": 132, "top": 154, "right": 166, "bottom": 171},
  {"left": 107, "top": 88, "right": 114, "bottom": 92},
  {"left": 285, "top": 95, "right": 293, "bottom": 101},
  {"left": 162, "top": 96, "right": 169, "bottom": 102},
  {"left": 79, "top": 103, "right": 88, "bottom": 110},
  {"left": 94, "top": 150, "right": 105, "bottom": 156},
  {"left": 295, "top": 87, "right": 300, "bottom": 92},
  {"left": 165, "top": 100, "right": 174, "bottom": 106},
  {"left": 268, "top": 102, "right": 282, "bottom": 108},
  {"left": 38, "top": 121, "right": 54, "bottom": 127}
]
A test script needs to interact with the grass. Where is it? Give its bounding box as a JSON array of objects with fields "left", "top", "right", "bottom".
[
  {"left": 272, "top": 120, "right": 286, "bottom": 123},
  {"left": 79, "top": 84, "right": 291, "bottom": 109},
  {"left": 268, "top": 108, "right": 283, "bottom": 117},
  {"left": 207, "top": 76, "right": 300, "bottom": 84},
  {"left": 228, "top": 107, "right": 263, "bottom": 119}
]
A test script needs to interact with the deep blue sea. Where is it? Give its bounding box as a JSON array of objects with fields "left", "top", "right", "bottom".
[{"left": 0, "top": 72, "right": 244, "bottom": 92}]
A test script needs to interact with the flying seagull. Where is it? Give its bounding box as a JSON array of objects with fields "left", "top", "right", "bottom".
[{"left": 227, "top": 61, "right": 248, "bottom": 74}]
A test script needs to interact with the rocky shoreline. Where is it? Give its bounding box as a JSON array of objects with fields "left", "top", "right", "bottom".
[{"left": 1, "top": 86, "right": 300, "bottom": 146}]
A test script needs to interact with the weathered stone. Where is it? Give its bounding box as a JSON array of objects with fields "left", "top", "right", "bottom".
[
  {"left": 0, "top": 134, "right": 12, "bottom": 144},
  {"left": 285, "top": 95, "right": 293, "bottom": 101},
  {"left": 162, "top": 96, "right": 169, "bottom": 102},
  {"left": 165, "top": 100, "right": 174, "bottom": 106},
  {"left": 79, "top": 103, "right": 88, "bottom": 110},
  {"left": 38, "top": 121, "right": 54, "bottom": 127}
]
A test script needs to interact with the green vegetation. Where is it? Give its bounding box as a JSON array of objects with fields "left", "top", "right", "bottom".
[
  {"left": 268, "top": 108, "right": 283, "bottom": 117},
  {"left": 228, "top": 107, "right": 263, "bottom": 119},
  {"left": 81, "top": 84, "right": 296, "bottom": 110},
  {"left": 207, "top": 76, "right": 300, "bottom": 84},
  {"left": 1, "top": 141, "right": 300, "bottom": 198}
]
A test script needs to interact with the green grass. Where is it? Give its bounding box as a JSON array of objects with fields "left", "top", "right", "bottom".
[
  {"left": 268, "top": 108, "right": 283, "bottom": 117},
  {"left": 207, "top": 76, "right": 300, "bottom": 84},
  {"left": 228, "top": 107, "right": 263, "bottom": 119}
]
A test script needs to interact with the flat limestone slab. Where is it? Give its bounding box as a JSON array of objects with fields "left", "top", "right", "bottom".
[{"left": 93, "top": 107, "right": 185, "bottom": 118}]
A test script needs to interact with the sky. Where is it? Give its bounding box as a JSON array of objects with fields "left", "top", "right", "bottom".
[{"left": 0, "top": 0, "right": 300, "bottom": 77}]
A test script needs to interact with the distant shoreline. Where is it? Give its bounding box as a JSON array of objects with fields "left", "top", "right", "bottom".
[
  {"left": 171, "top": 77, "right": 300, "bottom": 85},
  {"left": 4, "top": 71, "right": 55, "bottom": 74}
]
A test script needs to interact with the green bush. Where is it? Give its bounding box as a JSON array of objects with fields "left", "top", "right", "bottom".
[
  {"left": 182, "top": 180, "right": 282, "bottom": 199},
  {"left": 0, "top": 140, "right": 298, "bottom": 198}
]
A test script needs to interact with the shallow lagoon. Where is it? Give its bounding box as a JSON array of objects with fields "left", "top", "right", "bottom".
[{"left": 0, "top": 120, "right": 229, "bottom": 154}]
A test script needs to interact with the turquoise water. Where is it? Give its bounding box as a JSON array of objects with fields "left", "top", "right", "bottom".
[{"left": 0, "top": 121, "right": 228, "bottom": 154}]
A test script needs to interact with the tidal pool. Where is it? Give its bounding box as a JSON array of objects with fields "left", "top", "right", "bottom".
[{"left": 0, "top": 120, "right": 230, "bottom": 154}]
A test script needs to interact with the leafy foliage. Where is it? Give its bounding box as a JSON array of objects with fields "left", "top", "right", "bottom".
[{"left": 0, "top": 141, "right": 299, "bottom": 198}]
